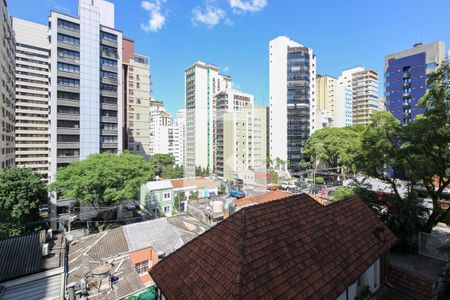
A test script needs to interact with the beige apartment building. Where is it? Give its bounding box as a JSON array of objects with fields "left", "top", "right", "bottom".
[
  {"left": 125, "top": 54, "right": 151, "bottom": 158},
  {"left": 218, "top": 104, "right": 267, "bottom": 181},
  {"left": 12, "top": 17, "right": 50, "bottom": 179},
  {"left": 316, "top": 75, "right": 336, "bottom": 129},
  {"left": 0, "top": 0, "right": 15, "bottom": 172}
]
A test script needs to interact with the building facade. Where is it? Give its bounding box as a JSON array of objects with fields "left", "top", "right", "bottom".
[
  {"left": 269, "top": 36, "right": 316, "bottom": 172},
  {"left": 184, "top": 61, "right": 232, "bottom": 177},
  {"left": 335, "top": 79, "right": 353, "bottom": 127},
  {"left": 125, "top": 53, "right": 151, "bottom": 158},
  {"left": 384, "top": 41, "right": 446, "bottom": 125},
  {"left": 218, "top": 104, "right": 267, "bottom": 181},
  {"left": 0, "top": 0, "right": 15, "bottom": 172},
  {"left": 168, "top": 108, "right": 186, "bottom": 166},
  {"left": 48, "top": 0, "right": 123, "bottom": 183},
  {"left": 316, "top": 75, "right": 336, "bottom": 129},
  {"left": 12, "top": 18, "right": 50, "bottom": 179},
  {"left": 149, "top": 99, "right": 171, "bottom": 156},
  {"left": 340, "top": 67, "right": 379, "bottom": 126}
]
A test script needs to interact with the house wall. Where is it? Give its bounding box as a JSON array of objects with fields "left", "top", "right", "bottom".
[
  {"left": 335, "top": 258, "right": 380, "bottom": 300},
  {"left": 139, "top": 185, "right": 174, "bottom": 216}
]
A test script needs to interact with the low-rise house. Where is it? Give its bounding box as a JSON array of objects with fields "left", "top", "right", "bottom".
[
  {"left": 139, "top": 177, "right": 221, "bottom": 216},
  {"left": 235, "top": 190, "right": 292, "bottom": 208},
  {"left": 150, "top": 194, "right": 397, "bottom": 299},
  {"left": 66, "top": 215, "right": 208, "bottom": 299},
  {"left": 0, "top": 230, "right": 65, "bottom": 300}
]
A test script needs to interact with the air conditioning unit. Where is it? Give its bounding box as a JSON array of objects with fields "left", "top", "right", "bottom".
[
  {"left": 46, "top": 229, "right": 53, "bottom": 240},
  {"left": 42, "top": 243, "right": 49, "bottom": 256}
]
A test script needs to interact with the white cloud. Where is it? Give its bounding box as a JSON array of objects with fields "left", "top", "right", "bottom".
[
  {"left": 229, "top": 0, "right": 267, "bottom": 13},
  {"left": 192, "top": 6, "right": 227, "bottom": 28},
  {"left": 223, "top": 66, "right": 230, "bottom": 72},
  {"left": 141, "top": 0, "right": 167, "bottom": 32}
]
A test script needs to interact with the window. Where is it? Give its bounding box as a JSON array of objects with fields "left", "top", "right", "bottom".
[
  {"left": 58, "top": 62, "right": 79, "bottom": 73},
  {"left": 57, "top": 19, "right": 79, "bottom": 31},
  {"left": 57, "top": 77, "right": 79, "bottom": 87},
  {"left": 58, "top": 48, "right": 80, "bottom": 60},
  {"left": 164, "top": 192, "right": 171, "bottom": 199},
  {"left": 135, "top": 260, "right": 151, "bottom": 275},
  {"left": 100, "top": 31, "right": 117, "bottom": 42},
  {"left": 100, "top": 83, "right": 116, "bottom": 91},
  {"left": 100, "top": 58, "right": 117, "bottom": 67},
  {"left": 101, "top": 71, "right": 118, "bottom": 79},
  {"left": 163, "top": 205, "right": 170, "bottom": 214},
  {"left": 57, "top": 33, "right": 79, "bottom": 45}
]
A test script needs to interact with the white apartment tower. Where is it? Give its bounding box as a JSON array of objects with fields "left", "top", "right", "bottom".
[
  {"left": 149, "top": 100, "right": 172, "bottom": 155},
  {"left": 269, "top": 36, "right": 316, "bottom": 172},
  {"left": 0, "top": 0, "right": 15, "bottom": 172},
  {"left": 48, "top": 0, "right": 123, "bottom": 183},
  {"left": 184, "top": 61, "right": 232, "bottom": 177},
  {"left": 168, "top": 108, "right": 186, "bottom": 166},
  {"left": 12, "top": 18, "right": 50, "bottom": 179},
  {"left": 316, "top": 75, "right": 336, "bottom": 129}
]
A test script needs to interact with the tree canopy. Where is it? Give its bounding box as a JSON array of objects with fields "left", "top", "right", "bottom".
[
  {"left": 303, "top": 126, "right": 363, "bottom": 175},
  {"left": 0, "top": 167, "right": 47, "bottom": 238},
  {"left": 148, "top": 153, "right": 184, "bottom": 179},
  {"left": 50, "top": 152, "right": 154, "bottom": 206}
]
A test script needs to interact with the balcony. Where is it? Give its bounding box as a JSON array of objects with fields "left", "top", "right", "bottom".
[
  {"left": 100, "top": 38, "right": 118, "bottom": 48},
  {"left": 57, "top": 41, "right": 79, "bottom": 52},
  {"left": 100, "top": 64, "right": 117, "bottom": 73},
  {"left": 57, "top": 84, "right": 79, "bottom": 94},
  {"left": 57, "top": 127, "right": 80, "bottom": 135},
  {"left": 101, "top": 77, "right": 118, "bottom": 85},
  {"left": 57, "top": 113, "right": 80, "bottom": 121},
  {"left": 56, "top": 142, "right": 80, "bottom": 149},
  {"left": 101, "top": 129, "right": 118, "bottom": 136},
  {"left": 101, "top": 116, "right": 118, "bottom": 123},
  {"left": 100, "top": 89, "right": 117, "bottom": 98},
  {"left": 57, "top": 70, "right": 80, "bottom": 80},
  {"left": 57, "top": 156, "right": 79, "bottom": 164},
  {"left": 101, "top": 49, "right": 119, "bottom": 60},
  {"left": 101, "top": 102, "right": 117, "bottom": 111},
  {"left": 101, "top": 142, "right": 117, "bottom": 149},
  {"left": 58, "top": 99, "right": 80, "bottom": 108},
  {"left": 57, "top": 27, "right": 80, "bottom": 38}
]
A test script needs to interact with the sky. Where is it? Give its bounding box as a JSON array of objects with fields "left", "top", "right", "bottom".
[{"left": 8, "top": 0, "right": 450, "bottom": 116}]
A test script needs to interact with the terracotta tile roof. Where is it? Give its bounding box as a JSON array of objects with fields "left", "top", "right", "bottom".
[
  {"left": 171, "top": 177, "right": 219, "bottom": 189},
  {"left": 150, "top": 194, "right": 397, "bottom": 300},
  {"left": 235, "top": 191, "right": 293, "bottom": 207}
]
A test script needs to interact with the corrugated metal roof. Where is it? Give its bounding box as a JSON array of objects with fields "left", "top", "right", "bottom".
[
  {"left": 0, "top": 232, "right": 43, "bottom": 282},
  {"left": 1, "top": 271, "right": 63, "bottom": 300},
  {"left": 123, "top": 218, "right": 184, "bottom": 255}
]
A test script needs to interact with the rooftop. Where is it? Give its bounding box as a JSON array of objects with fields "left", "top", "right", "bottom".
[
  {"left": 171, "top": 177, "right": 220, "bottom": 189},
  {"left": 235, "top": 190, "right": 292, "bottom": 207},
  {"left": 150, "top": 195, "right": 397, "bottom": 299}
]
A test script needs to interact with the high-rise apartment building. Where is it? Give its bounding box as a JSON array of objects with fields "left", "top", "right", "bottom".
[
  {"left": 269, "top": 36, "right": 316, "bottom": 172},
  {"left": 184, "top": 61, "right": 232, "bottom": 177},
  {"left": 316, "top": 75, "right": 336, "bottom": 129},
  {"left": 334, "top": 79, "right": 353, "bottom": 128},
  {"left": 12, "top": 18, "right": 50, "bottom": 179},
  {"left": 214, "top": 89, "right": 266, "bottom": 180},
  {"left": 125, "top": 53, "right": 151, "bottom": 158},
  {"left": 340, "top": 67, "right": 379, "bottom": 126},
  {"left": 169, "top": 108, "right": 186, "bottom": 166},
  {"left": 384, "top": 41, "right": 446, "bottom": 124},
  {"left": 48, "top": 0, "right": 123, "bottom": 183},
  {"left": 149, "top": 99, "right": 171, "bottom": 155},
  {"left": 0, "top": 0, "right": 15, "bottom": 172}
]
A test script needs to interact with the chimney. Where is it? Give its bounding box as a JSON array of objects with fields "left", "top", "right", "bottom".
[{"left": 374, "top": 223, "right": 385, "bottom": 242}]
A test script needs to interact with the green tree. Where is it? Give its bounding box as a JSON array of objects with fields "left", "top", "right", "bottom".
[
  {"left": 331, "top": 186, "right": 356, "bottom": 202},
  {"left": 195, "top": 166, "right": 209, "bottom": 177},
  {"left": 190, "top": 191, "right": 199, "bottom": 200},
  {"left": 148, "top": 153, "right": 176, "bottom": 177},
  {"left": 303, "top": 126, "right": 363, "bottom": 176},
  {"left": 173, "top": 193, "right": 186, "bottom": 212},
  {"left": 50, "top": 152, "right": 154, "bottom": 207},
  {"left": 0, "top": 168, "right": 47, "bottom": 238},
  {"left": 315, "top": 176, "right": 325, "bottom": 185}
]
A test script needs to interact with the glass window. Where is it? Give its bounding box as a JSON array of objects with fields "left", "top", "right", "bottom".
[
  {"left": 100, "top": 31, "right": 117, "bottom": 42},
  {"left": 57, "top": 77, "right": 79, "bottom": 87},
  {"left": 100, "top": 58, "right": 117, "bottom": 67},
  {"left": 58, "top": 48, "right": 80, "bottom": 60},
  {"left": 57, "top": 34, "right": 79, "bottom": 45},
  {"left": 58, "top": 62, "right": 80, "bottom": 73},
  {"left": 57, "top": 19, "right": 80, "bottom": 31},
  {"left": 135, "top": 260, "right": 151, "bottom": 275}
]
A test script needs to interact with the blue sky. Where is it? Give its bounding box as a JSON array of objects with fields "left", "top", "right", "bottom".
[{"left": 8, "top": 0, "right": 450, "bottom": 116}]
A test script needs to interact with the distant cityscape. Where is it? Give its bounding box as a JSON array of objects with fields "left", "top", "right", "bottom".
[{"left": 0, "top": 0, "right": 449, "bottom": 300}]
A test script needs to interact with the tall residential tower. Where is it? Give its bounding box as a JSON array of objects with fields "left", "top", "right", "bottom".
[
  {"left": 48, "top": 0, "right": 123, "bottom": 183},
  {"left": 12, "top": 18, "right": 50, "bottom": 179},
  {"left": 269, "top": 36, "right": 316, "bottom": 172},
  {"left": 0, "top": 0, "right": 15, "bottom": 172},
  {"left": 385, "top": 41, "right": 446, "bottom": 124},
  {"left": 184, "top": 61, "right": 231, "bottom": 177}
]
